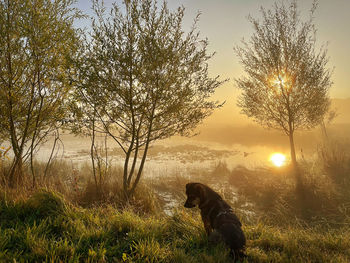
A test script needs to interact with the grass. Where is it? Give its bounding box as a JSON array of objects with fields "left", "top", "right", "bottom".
[
  {"left": 0, "top": 190, "right": 349, "bottom": 262},
  {"left": 1, "top": 137, "right": 350, "bottom": 262},
  {"left": 228, "top": 153, "right": 350, "bottom": 227}
]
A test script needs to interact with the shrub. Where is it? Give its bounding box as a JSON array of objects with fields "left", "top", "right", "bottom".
[{"left": 26, "top": 190, "right": 67, "bottom": 219}]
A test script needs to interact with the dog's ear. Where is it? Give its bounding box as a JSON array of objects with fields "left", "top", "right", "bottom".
[
  {"left": 186, "top": 182, "right": 196, "bottom": 191},
  {"left": 194, "top": 184, "right": 206, "bottom": 201}
]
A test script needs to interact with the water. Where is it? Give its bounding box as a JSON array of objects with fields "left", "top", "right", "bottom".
[{"left": 30, "top": 133, "right": 289, "bottom": 173}]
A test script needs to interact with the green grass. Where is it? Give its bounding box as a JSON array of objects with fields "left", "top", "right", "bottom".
[{"left": 0, "top": 190, "right": 349, "bottom": 262}]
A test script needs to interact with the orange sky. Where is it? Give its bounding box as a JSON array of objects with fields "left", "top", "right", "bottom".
[
  {"left": 75, "top": 0, "right": 350, "bottom": 142},
  {"left": 167, "top": 0, "right": 350, "bottom": 129}
]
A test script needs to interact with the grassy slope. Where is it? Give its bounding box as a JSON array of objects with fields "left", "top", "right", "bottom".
[{"left": 0, "top": 191, "right": 349, "bottom": 263}]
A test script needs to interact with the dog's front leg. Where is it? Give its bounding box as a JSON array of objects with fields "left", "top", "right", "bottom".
[
  {"left": 204, "top": 221, "right": 212, "bottom": 235},
  {"left": 200, "top": 209, "right": 212, "bottom": 235},
  {"left": 202, "top": 217, "right": 212, "bottom": 235}
]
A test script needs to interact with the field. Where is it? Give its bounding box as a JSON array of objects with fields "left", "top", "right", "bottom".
[
  {"left": 1, "top": 136, "right": 350, "bottom": 262},
  {"left": 0, "top": 189, "right": 349, "bottom": 263}
]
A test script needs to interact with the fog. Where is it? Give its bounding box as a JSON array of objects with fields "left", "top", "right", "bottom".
[{"left": 34, "top": 98, "right": 349, "bottom": 175}]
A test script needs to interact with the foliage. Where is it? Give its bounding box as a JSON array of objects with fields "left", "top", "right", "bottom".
[
  {"left": 235, "top": 0, "right": 332, "bottom": 167},
  {"left": 72, "top": 0, "right": 224, "bottom": 198},
  {"left": 0, "top": 0, "right": 81, "bottom": 186}
]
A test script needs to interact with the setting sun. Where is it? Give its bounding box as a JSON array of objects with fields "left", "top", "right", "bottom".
[{"left": 270, "top": 153, "right": 286, "bottom": 167}]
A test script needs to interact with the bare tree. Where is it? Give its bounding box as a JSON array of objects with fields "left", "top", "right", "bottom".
[
  {"left": 73, "top": 0, "right": 225, "bottom": 198},
  {"left": 0, "top": 0, "right": 81, "bottom": 187},
  {"left": 235, "top": 0, "right": 332, "bottom": 174}
]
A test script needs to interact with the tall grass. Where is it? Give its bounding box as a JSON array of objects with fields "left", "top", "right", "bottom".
[
  {"left": 1, "top": 137, "right": 350, "bottom": 262},
  {"left": 0, "top": 190, "right": 349, "bottom": 262},
  {"left": 318, "top": 137, "right": 350, "bottom": 185},
  {"left": 228, "top": 138, "right": 350, "bottom": 227}
]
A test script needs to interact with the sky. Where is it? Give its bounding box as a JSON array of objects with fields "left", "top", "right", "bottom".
[
  {"left": 75, "top": 0, "right": 350, "bottom": 99},
  {"left": 74, "top": 0, "right": 350, "bottom": 136}
]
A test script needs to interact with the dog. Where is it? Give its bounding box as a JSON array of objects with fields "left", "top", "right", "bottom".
[{"left": 184, "top": 182, "right": 246, "bottom": 260}]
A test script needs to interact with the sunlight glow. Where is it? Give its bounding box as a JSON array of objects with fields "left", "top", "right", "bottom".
[
  {"left": 272, "top": 76, "right": 286, "bottom": 86},
  {"left": 268, "top": 73, "right": 293, "bottom": 95},
  {"left": 270, "top": 153, "right": 286, "bottom": 167}
]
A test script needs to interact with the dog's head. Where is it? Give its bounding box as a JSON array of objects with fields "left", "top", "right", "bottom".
[{"left": 184, "top": 183, "right": 205, "bottom": 208}]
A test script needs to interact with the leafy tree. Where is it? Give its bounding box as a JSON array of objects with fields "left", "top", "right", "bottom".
[
  {"left": 0, "top": 0, "right": 81, "bottom": 186},
  {"left": 74, "top": 0, "right": 225, "bottom": 198},
  {"left": 235, "top": 0, "right": 332, "bottom": 174}
]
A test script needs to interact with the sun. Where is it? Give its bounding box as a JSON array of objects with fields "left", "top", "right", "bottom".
[{"left": 270, "top": 153, "right": 286, "bottom": 167}]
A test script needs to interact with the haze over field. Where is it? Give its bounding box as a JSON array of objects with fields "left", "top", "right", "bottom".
[
  {"left": 14, "top": 0, "right": 348, "bottom": 173},
  {"left": 188, "top": 97, "right": 350, "bottom": 148}
]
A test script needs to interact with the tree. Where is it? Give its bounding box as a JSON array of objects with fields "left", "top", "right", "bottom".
[
  {"left": 235, "top": 0, "right": 332, "bottom": 173},
  {"left": 74, "top": 0, "right": 225, "bottom": 198},
  {"left": 0, "top": 0, "right": 80, "bottom": 187}
]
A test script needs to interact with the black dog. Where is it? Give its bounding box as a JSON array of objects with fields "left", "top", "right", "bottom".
[{"left": 184, "top": 182, "right": 246, "bottom": 260}]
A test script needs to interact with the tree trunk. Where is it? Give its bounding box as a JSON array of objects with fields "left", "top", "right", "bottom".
[
  {"left": 127, "top": 143, "right": 139, "bottom": 187},
  {"left": 126, "top": 106, "right": 155, "bottom": 199},
  {"left": 289, "top": 131, "right": 297, "bottom": 169},
  {"left": 123, "top": 125, "right": 136, "bottom": 198},
  {"left": 128, "top": 113, "right": 155, "bottom": 198},
  {"left": 91, "top": 120, "right": 98, "bottom": 191},
  {"left": 128, "top": 140, "right": 150, "bottom": 198},
  {"left": 30, "top": 151, "right": 35, "bottom": 188},
  {"left": 44, "top": 130, "right": 59, "bottom": 178},
  {"left": 8, "top": 155, "right": 23, "bottom": 188},
  {"left": 289, "top": 130, "right": 304, "bottom": 196},
  {"left": 123, "top": 149, "right": 132, "bottom": 198}
]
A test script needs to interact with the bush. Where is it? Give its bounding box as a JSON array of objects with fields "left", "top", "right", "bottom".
[{"left": 26, "top": 190, "right": 67, "bottom": 219}]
